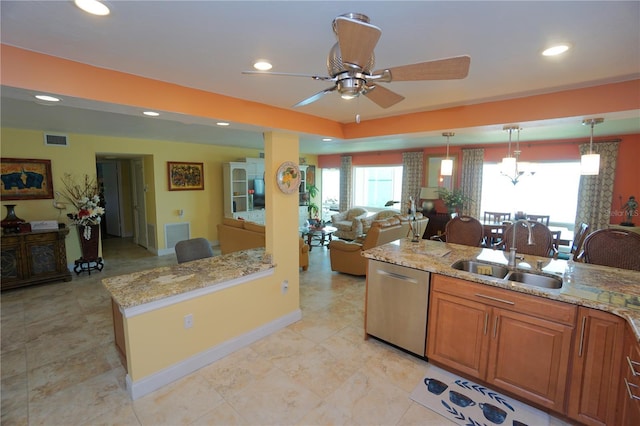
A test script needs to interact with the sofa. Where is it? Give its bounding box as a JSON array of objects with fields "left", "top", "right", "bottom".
[
  {"left": 331, "top": 207, "right": 368, "bottom": 240},
  {"left": 360, "top": 210, "right": 428, "bottom": 239},
  {"left": 328, "top": 217, "right": 405, "bottom": 276},
  {"left": 217, "top": 218, "right": 309, "bottom": 270}
]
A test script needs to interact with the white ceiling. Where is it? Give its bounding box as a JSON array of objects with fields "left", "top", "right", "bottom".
[{"left": 1, "top": 0, "right": 639, "bottom": 155}]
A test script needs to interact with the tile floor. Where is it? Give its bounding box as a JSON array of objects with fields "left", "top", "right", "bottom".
[{"left": 1, "top": 238, "right": 570, "bottom": 426}]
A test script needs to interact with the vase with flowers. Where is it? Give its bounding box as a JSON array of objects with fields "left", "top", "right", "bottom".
[
  {"left": 59, "top": 174, "right": 105, "bottom": 274},
  {"left": 437, "top": 187, "right": 471, "bottom": 215}
]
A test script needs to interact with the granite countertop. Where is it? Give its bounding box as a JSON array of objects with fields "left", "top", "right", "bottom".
[
  {"left": 363, "top": 239, "right": 640, "bottom": 340},
  {"left": 103, "top": 248, "right": 273, "bottom": 310}
]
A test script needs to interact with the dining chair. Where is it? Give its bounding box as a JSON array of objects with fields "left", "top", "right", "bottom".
[
  {"left": 582, "top": 229, "right": 640, "bottom": 271},
  {"left": 483, "top": 211, "right": 511, "bottom": 246},
  {"left": 175, "top": 237, "right": 214, "bottom": 264},
  {"left": 483, "top": 211, "right": 512, "bottom": 224},
  {"left": 527, "top": 214, "right": 550, "bottom": 226},
  {"left": 432, "top": 215, "right": 484, "bottom": 247},
  {"left": 502, "top": 221, "right": 555, "bottom": 257},
  {"left": 557, "top": 223, "right": 590, "bottom": 261}
]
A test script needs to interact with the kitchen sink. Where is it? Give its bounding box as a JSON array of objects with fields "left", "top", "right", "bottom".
[
  {"left": 451, "top": 260, "right": 509, "bottom": 279},
  {"left": 451, "top": 260, "right": 563, "bottom": 289},
  {"left": 505, "top": 271, "right": 563, "bottom": 289}
]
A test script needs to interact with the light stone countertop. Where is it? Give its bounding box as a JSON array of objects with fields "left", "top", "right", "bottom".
[
  {"left": 363, "top": 238, "right": 640, "bottom": 341},
  {"left": 102, "top": 248, "right": 273, "bottom": 310}
]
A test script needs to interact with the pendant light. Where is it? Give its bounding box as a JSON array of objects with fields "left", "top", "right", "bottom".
[
  {"left": 581, "top": 118, "right": 604, "bottom": 175},
  {"left": 440, "top": 132, "right": 454, "bottom": 176}
]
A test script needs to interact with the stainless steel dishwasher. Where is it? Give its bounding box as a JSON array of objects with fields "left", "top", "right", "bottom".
[{"left": 366, "top": 259, "right": 430, "bottom": 356}]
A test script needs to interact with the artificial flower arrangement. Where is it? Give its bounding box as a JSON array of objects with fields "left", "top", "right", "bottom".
[
  {"left": 59, "top": 173, "right": 105, "bottom": 239},
  {"left": 437, "top": 187, "right": 471, "bottom": 212}
]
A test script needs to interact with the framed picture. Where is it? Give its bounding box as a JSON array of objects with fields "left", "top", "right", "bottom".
[
  {"left": 425, "top": 155, "right": 455, "bottom": 191},
  {"left": 167, "top": 162, "right": 204, "bottom": 191},
  {"left": 1, "top": 158, "right": 54, "bottom": 200}
]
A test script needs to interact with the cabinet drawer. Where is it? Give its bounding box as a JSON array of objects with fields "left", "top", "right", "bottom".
[{"left": 432, "top": 274, "right": 576, "bottom": 325}]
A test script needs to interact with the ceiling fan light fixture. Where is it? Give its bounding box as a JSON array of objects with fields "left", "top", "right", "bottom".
[
  {"left": 74, "top": 0, "right": 110, "bottom": 16},
  {"left": 542, "top": 44, "right": 570, "bottom": 56},
  {"left": 253, "top": 60, "right": 272, "bottom": 71},
  {"left": 143, "top": 111, "right": 159, "bottom": 117},
  {"left": 35, "top": 95, "right": 60, "bottom": 102},
  {"left": 216, "top": 122, "right": 230, "bottom": 126},
  {"left": 580, "top": 118, "right": 604, "bottom": 175}
]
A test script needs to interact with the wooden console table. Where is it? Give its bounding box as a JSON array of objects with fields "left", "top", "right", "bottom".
[{"left": 1, "top": 228, "right": 72, "bottom": 291}]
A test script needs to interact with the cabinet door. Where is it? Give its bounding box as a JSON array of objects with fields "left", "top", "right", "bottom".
[
  {"left": 1, "top": 236, "right": 25, "bottom": 286},
  {"left": 427, "top": 290, "right": 490, "bottom": 378},
  {"left": 487, "top": 308, "right": 574, "bottom": 412},
  {"left": 619, "top": 325, "right": 640, "bottom": 426},
  {"left": 568, "top": 307, "right": 624, "bottom": 426}
]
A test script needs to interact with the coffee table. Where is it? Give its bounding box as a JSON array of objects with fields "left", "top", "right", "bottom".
[{"left": 300, "top": 225, "right": 337, "bottom": 251}]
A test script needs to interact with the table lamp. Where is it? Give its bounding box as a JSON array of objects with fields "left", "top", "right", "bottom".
[{"left": 420, "top": 187, "right": 440, "bottom": 212}]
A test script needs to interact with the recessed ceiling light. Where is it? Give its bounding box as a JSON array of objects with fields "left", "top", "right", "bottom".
[
  {"left": 74, "top": 0, "right": 110, "bottom": 16},
  {"left": 253, "top": 61, "right": 273, "bottom": 71},
  {"left": 322, "top": 138, "right": 332, "bottom": 142},
  {"left": 216, "top": 122, "right": 230, "bottom": 126},
  {"left": 35, "top": 95, "right": 61, "bottom": 102},
  {"left": 542, "top": 44, "right": 570, "bottom": 56},
  {"left": 143, "top": 111, "right": 159, "bottom": 117}
]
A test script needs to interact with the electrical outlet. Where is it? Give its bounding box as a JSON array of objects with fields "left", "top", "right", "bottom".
[
  {"left": 281, "top": 280, "right": 289, "bottom": 294},
  {"left": 184, "top": 314, "right": 193, "bottom": 329}
]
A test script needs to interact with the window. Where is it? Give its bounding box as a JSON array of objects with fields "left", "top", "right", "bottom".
[
  {"left": 480, "top": 161, "right": 580, "bottom": 228},
  {"left": 321, "top": 168, "right": 340, "bottom": 222},
  {"left": 353, "top": 166, "right": 403, "bottom": 210}
]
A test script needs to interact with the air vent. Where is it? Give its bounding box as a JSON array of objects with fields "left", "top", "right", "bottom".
[
  {"left": 44, "top": 133, "right": 69, "bottom": 147},
  {"left": 165, "top": 223, "right": 190, "bottom": 249}
]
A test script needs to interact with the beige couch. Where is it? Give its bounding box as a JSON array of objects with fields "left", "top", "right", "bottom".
[
  {"left": 360, "top": 210, "right": 428, "bottom": 239},
  {"left": 328, "top": 217, "right": 404, "bottom": 276},
  {"left": 331, "top": 207, "right": 368, "bottom": 240},
  {"left": 217, "top": 218, "right": 309, "bottom": 270}
]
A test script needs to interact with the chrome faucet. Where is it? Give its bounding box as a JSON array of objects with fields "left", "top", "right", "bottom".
[{"left": 508, "top": 219, "right": 535, "bottom": 268}]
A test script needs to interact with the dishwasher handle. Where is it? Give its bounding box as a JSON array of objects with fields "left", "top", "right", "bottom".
[{"left": 376, "top": 269, "right": 419, "bottom": 284}]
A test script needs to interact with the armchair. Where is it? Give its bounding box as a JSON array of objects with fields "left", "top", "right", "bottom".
[
  {"left": 329, "top": 217, "right": 403, "bottom": 276},
  {"left": 331, "top": 207, "right": 368, "bottom": 240}
]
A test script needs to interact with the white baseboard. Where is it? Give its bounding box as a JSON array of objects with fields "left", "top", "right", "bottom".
[{"left": 126, "top": 309, "right": 302, "bottom": 400}]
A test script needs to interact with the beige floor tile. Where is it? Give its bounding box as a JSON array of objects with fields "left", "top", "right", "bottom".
[
  {"left": 225, "top": 368, "right": 322, "bottom": 425},
  {"left": 133, "top": 374, "right": 223, "bottom": 426}
]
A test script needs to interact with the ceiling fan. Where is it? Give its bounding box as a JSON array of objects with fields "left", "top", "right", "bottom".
[{"left": 243, "top": 13, "right": 471, "bottom": 109}]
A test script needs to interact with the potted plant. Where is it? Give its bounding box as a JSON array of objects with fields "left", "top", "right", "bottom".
[
  {"left": 306, "top": 183, "right": 320, "bottom": 223},
  {"left": 437, "top": 187, "right": 471, "bottom": 214}
]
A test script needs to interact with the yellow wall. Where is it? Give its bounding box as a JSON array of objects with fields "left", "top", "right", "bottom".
[
  {"left": 0, "top": 127, "right": 268, "bottom": 260},
  {"left": 122, "top": 131, "right": 301, "bottom": 382}
]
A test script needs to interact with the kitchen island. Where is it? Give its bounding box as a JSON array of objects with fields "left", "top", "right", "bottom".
[
  {"left": 363, "top": 238, "right": 640, "bottom": 425},
  {"left": 102, "top": 248, "right": 301, "bottom": 400}
]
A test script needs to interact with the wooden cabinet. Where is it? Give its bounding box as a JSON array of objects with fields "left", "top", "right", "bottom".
[
  {"left": 427, "top": 274, "right": 576, "bottom": 412},
  {"left": 618, "top": 323, "right": 640, "bottom": 425},
  {"left": 567, "top": 307, "right": 624, "bottom": 425},
  {"left": 1, "top": 228, "right": 72, "bottom": 290}
]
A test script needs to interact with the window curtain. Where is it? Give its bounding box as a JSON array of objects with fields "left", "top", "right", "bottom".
[
  {"left": 575, "top": 141, "right": 619, "bottom": 231},
  {"left": 460, "top": 148, "right": 484, "bottom": 218},
  {"left": 339, "top": 155, "right": 352, "bottom": 211},
  {"left": 401, "top": 151, "right": 423, "bottom": 215}
]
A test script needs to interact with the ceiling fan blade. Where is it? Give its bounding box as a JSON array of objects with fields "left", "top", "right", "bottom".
[
  {"left": 375, "top": 55, "right": 471, "bottom": 81},
  {"left": 335, "top": 16, "right": 381, "bottom": 69},
  {"left": 364, "top": 84, "right": 405, "bottom": 108},
  {"left": 293, "top": 86, "right": 337, "bottom": 107},
  {"left": 242, "top": 70, "right": 334, "bottom": 81}
]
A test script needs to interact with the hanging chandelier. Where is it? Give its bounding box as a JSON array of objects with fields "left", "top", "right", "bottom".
[{"left": 500, "top": 125, "right": 535, "bottom": 185}]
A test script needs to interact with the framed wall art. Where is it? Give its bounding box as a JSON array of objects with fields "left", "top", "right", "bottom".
[
  {"left": 167, "top": 162, "right": 204, "bottom": 191},
  {"left": 425, "top": 155, "right": 455, "bottom": 191},
  {"left": 0, "top": 158, "right": 54, "bottom": 200}
]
